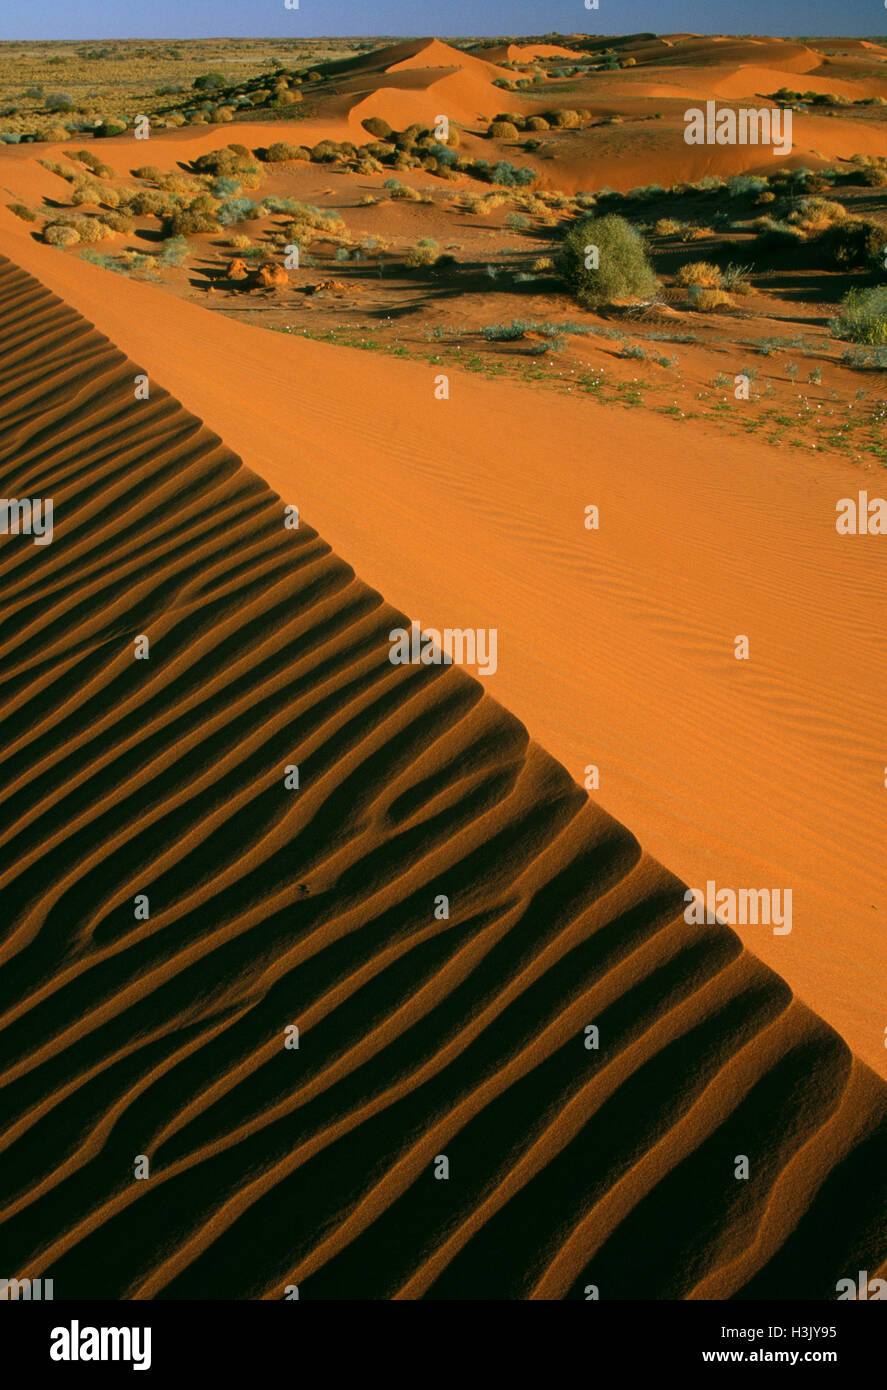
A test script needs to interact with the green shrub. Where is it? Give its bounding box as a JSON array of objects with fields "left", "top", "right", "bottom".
[
  {"left": 676, "top": 260, "right": 723, "bottom": 287},
  {"left": 489, "top": 120, "right": 519, "bottom": 140},
  {"left": 405, "top": 237, "right": 439, "bottom": 267},
  {"left": 43, "top": 222, "right": 80, "bottom": 246},
  {"left": 310, "top": 140, "right": 345, "bottom": 163},
  {"left": 822, "top": 216, "right": 886, "bottom": 272},
  {"left": 193, "top": 72, "right": 226, "bottom": 91},
  {"left": 192, "top": 147, "right": 260, "bottom": 179},
  {"left": 128, "top": 189, "right": 177, "bottom": 216},
  {"left": 361, "top": 116, "right": 392, "bottom": 139},
  {"left": 829, "top": 285, "right": 887, "bottom": 344},
  {"left": 560, "top": 213, "right": 658, "bottom": 306},
  {"left": 76, "top": 217, "right": 115, "bottom": 244},
  {"left": 164, "top": 198, "right": 220, "bottom": 235},
  {"left": 102, "top": 210, "right": 135, "bottom": 233},
  {"left": 69, "top": 148, "right": 115, "bottom": 178},
  {"left": 547, "top": 108, "right": 582, "bottom": 127},
  {"left": 157, "top": 234, "right": 189, "bottom": 265},
  {"left": 7, "top": 202, "right": 36, "bottom": 221},
  {"left": 264, "top": 141, "right": 310, "bottom": 162}
]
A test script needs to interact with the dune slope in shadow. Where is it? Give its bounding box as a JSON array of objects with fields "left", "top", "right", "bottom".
[{"left": 0, "top": 255, "right": 885, "bottom": 1301}]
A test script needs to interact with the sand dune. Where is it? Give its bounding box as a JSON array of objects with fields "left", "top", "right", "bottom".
[
  {"left": 474, "top": 43, "right": 583, "bottom": 64},
  {"left": 1, "top": 253, "right": 886, "bottom": 1299},
  {"left": 3, "top": 207, "right": 885, "bottom": 1083}
]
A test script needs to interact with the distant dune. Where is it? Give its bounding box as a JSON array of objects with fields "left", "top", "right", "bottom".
[{"left": 1, "top": 255, "right": 886, "bottom": 1298}]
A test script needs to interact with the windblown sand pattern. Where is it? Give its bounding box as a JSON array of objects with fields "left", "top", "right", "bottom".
[{"left": 1, "top": 253, "right": 886, "bottom": 1301}]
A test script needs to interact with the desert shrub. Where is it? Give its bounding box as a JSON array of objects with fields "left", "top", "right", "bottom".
[
  {"left": 859, "top": 166, "right": 887, "bottom": 187},
  {"left": 260, "top": 196, "right": 299, "bottom": 215},
  {"left": 310, "top": 140, "right": 345, "bottom": 163},
  {"left": 45, "top": 91, "right": 74, "bottom": 111},
  {"left": 490, "top": 161, "right": 535, "bottom": 186},
  {"left": 654, "top": 217, "right": 681, "bottom": 236},
  {"left": 39, "top": 158, "right": 78, "bottom": 180},
  {"left": 363, "top": 140, "right": 395, "bottom": 160},
  {"left": 74, "top": 217, "right": 116, "bottom": 244},
  {"left": 691, "top": 287, "right": 734, "bottom": 311},
  {"left": 489, "top": 120, "right": 520, "bottom": 141},
  {"left": 193, "top": 147, "right": 259, "bottom": 178},
  {"left": 526, "top": 116, "right": 550, "bottom": 131},
  {"left": 560, "top": 213, "right": 657, "bottom": 307},
  {"left": 128, "top": 189, "right": 177, "bottom": 216},
  {"left": 483, "top": 319, "right": 532, "bottom": 340},
  {"left": 239, "top": 168, "right": 265, "bottom": 190},
  {"left": 94, "top": 120, "right": 127, "bottom": 138},
  {"left": 36, "top": 123, "right": 73, "bottom": 142},
  {"left": 193, "top": 72, "right": 226, "bottom": 91},
  {"left": 405, "top": 237, "right": 439, "bottom": 268},
  {"left": 164, "top": 199, "right": 220, "bottom": 235},
  {"left": 547, "top": 108, "right": 582, "bottom": 127},
  {"left": 430, "top": 142, "right": 458, "bottom": 168},
  {"left": 101, "top": 211, "right": 135, "bottom": 233},
  {"left": 689, "top": 174, "right": 726, "bottom": 194},
  {"left": 506, "top": 212, "right": 530, "bottom": 230},
  {"left": 7, "top": 202, "right": 37, "bottom": 221},
  {"left": 264, "top": 141, "right": 310, "bottom": 162},
  {"left": 791, "top": 196, "right": 847, "bottom": 227},
  {"left": 383, "top": 179, "right": 422, "bottom": 201},
  {"left": 132, "top": 164, "right": 163, "bottom": 182},
  {"left": 752, "top": 217, "right": 804, "bottom": 249},
  {"left": 675, "top": 260, "right": 723, "bottom": 287},
  {"left": 361, "top": 116, "right": 392, "bottom": 139},
  {"left": 157, "top": 234, "right": 189, "bottom": 266},
  {"left": 532, "top": 256, "right": 554, "bottom": 271},
  {"left": 43, "top": 222, "right": 80, "bottom": 246},
  {"left": 217, "top": 197, "right": 260, "bottom": 225},
  {"left": 726, "top": 174, "right": 769, "bottom": 197},
  {"left": 71, "top": 177, "right": 120, "bottom": 207},
  {"left": 211, "top": 176, "right": 242, "bottom": 197},
  {"left": 69, "top": 149, "right": 115, "bottom": 177},
  {"left": 721, "top": 262, "right": 753, "bottom": 293},
  {"left": 822, "top": 216, "right": 887, "bottom": 272},
  {"left": 829, "top": 285, "right": 887, "bottom": 343}
]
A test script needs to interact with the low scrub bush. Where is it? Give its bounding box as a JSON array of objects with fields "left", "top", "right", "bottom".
[
  {"left": 829, "top": 285, "right": 887, "bottom": 344},
  {"left": 560, "top": 213, "right": 657, "bottom": 307}
]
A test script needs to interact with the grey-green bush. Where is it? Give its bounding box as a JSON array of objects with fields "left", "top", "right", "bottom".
[{"left": 560, "top": 214, "right": 657, "bottom": 307}]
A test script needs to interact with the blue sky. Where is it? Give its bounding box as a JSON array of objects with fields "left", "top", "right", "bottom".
[{"left": 2, "top": 0, "right": 884, "bottom": 41}]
